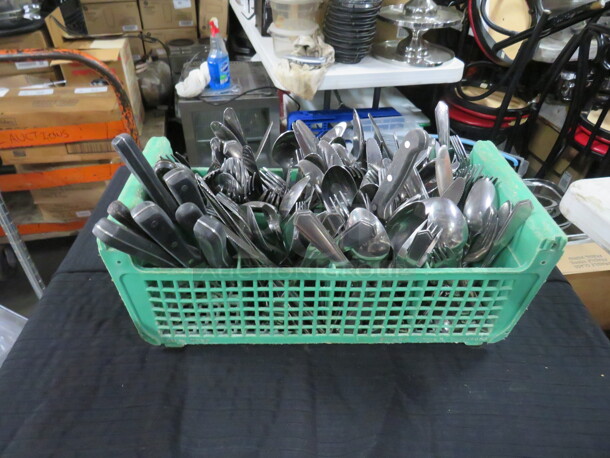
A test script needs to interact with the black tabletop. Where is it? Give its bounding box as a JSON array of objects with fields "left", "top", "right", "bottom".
[{"left": 1, "top": 168, "right": 610, "bottom": 457}]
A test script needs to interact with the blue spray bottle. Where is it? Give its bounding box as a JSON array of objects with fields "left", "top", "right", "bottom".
[{"left": 207, "top": 17, "right": 231, "bottom": 90}]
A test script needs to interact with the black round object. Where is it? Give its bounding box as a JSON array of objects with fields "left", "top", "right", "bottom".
[
  {"left": 324, "top": 0, "right": 379, "bottom": 59},
  {"left": 324, "top": 30, "right": 377, "bottom": 42},
  {"left": 327, "top": 42, "right": 372, "bottom": 53},
  {"left": 335, "top": 55, "right": 368, "bottom": 64},
  {"left": 327, "top": 6, "right": 380, "bottom": 16},
  {"left": 325, "top": 15, "right": 377, "bottom": 27}
]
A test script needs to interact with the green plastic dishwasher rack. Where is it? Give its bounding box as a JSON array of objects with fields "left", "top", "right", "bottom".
[{"left": 98, "top": 137, "right": 566, "bottom": 346}]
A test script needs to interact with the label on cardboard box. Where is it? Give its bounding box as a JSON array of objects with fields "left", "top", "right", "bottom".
[
  {"left": 15, "top": 61, "right": 49, "bottom": 70},
  {"left": 66, "top": 140, "right": 114, "bottom": 154},
  {"left": 179, "top": 20, "right": 194, "bottom": 26},
  {"left": 74, "top": 87, "right": 109, "bottom": 94},
  {"left": 558, "top": 243, "right": 610, "bottom": 276},
  {"left": 174, "top": 0, "right": 192, "bottom": 8},
  {"left": 76, "top": 210, "right": 92, "bottom": 218},
  {"left": 18, "top": 89, "right": 54, "bottom": 96},
  {"left": 122, "top": 24, "right": 139, "bottom": 32},
  {"left": 0, "top": 88, "right": 8, "bottom": 98}
]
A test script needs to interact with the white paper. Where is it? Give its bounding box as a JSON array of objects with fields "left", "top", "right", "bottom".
[
  {"left": 74, "top": 87, "right": 109, "bottom": 94},
  {"left": 179, "top": 20, "right": 194, "bottom": 27},
  {"left": 122, "top": 24, "right": 139, "bottom": 32},
  {"left": 89, "top": 39, "right": 125, "bottom": 49},
  {"left": 18, "top": 89, "right": 54, "bottom": 96},
  {"left": 173, "top": 0, "right": 191, "bottom": 9},
  {"left": 15, "top": 61, "right": 49, "bottom": 70},
  {"left": 0, "top": 88, "right": 8, "bottom": 98}
]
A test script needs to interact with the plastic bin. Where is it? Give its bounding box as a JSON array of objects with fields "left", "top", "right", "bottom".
[
  {"left": 270, "top": 0, "right": 320, "bottom": 30},
  {"left": 97, "top": 137, "right": 566, "bottom": 347},
  {"left": 268, "top": 23, "right": 318, "bottom": 57},
  {"left": 288, "top": 108, "right": 403, "bottom": 136}
]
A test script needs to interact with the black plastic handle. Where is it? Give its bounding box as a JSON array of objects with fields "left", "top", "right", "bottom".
[
  {"left": 131, "top": 201, "right": 203, "bottom": 268},
  {"left": 93, "top": 217, "right": 178, "bottom": 268}
]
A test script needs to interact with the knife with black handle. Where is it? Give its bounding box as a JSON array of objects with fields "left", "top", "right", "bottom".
[
  {"left": 175, "top": 202, "right": 204, "bottom": 240},
  {"left": 93, "top": 217, "right": 178, "bottom": 268},
  {"left": 163, "top": 168, "right": 207, "bottom": 212},
  {"left": 112, "top": 133, "right": 178, "bottom": 218},
  {"left": 131, "top": 201, "right": 203, "bottom": 268},
  {"left": 107, "top": 200, "right": 150, "bottom": 239}
]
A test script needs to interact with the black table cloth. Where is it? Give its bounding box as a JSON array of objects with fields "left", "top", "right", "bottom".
[{"left": 1, "top": 168, "right": 610, "bottom": 457}]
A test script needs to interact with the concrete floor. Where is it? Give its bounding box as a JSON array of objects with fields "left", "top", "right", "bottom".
[{"left": 0, "top": 237, "right": 74, "bottom": 318}]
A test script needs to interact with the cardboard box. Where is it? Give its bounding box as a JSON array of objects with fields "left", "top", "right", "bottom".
[
  {"left": 16, "top": 161, "right": 112, "bottom": 222},
  {"left": 45, "top": 9, "right": 145, "bottom": 132},
  {"left": 139, "top": 0, "right": 196, "bottom": 30},
  {"left": 0, "top": 141, "right": 118, "bottom": 165},
  {"left": 54, "top": 38, "right": 145, "bottom": 132},
  {"left": 81, "top": 0, "right": 131, "bottom": 3},
  {"left": 199, "top": 0, "right": 228, "bottom": 37},
  {"left": 0, "top": 86, "right": 126, "bottom": 148},
  {"left": 526, "top": 144, "right": 594, "bottom": 191},
  {"left": 82, "top": 1, "right": 142, "bottom": 34},
  {"left": 528, "top": 118, "right": 560, "bottom": 162},
  {"left": 129, "top": 37, "right": 145, "bottom": 61},
  {"left": 31, "top": 181, "right": 108, "bottom": 221},
  {"left": 0, "top": 30, "right": 52, "bottom": 76},
  {"left": 0, "top": 72, "right": 58, "bottom": 88},
  {"left": 558, "top": 242, "right": 610, "bottom": 329},
  {"left": 142, "top": 27, "right": 198, "bottom": 55}
]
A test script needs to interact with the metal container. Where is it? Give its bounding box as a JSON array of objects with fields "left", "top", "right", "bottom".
[{"left": 177, "top": 62, "right": 280, "bottom": 166}]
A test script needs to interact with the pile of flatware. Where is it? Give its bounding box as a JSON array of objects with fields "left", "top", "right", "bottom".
[{"left": 94, "top": 104, "right": 533, "bottom": 270}]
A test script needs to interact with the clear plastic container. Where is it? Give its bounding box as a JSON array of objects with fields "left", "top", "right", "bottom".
[
  {"left": 268, "top": 23, "right": 318, "bottom": 57},
  {"left": 0, "top": 305, "right": 27, "bottom": 368},
  {"left": 270, "top": 0, "right": 320, "bottom": 31}
]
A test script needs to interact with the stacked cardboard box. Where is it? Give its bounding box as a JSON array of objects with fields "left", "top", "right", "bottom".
[
  {"left": 0, "top": 86, "right": 124, "bottom": 222},
  {"left": 0, "top": 13, "right": 143, "bottom": 225},
  {"left": 139, "top": 0, "right": 198, "bottom": 56},
  {"left": 81, "top": 0, "right": 145, "bottom": 61},
  {"left": 45, "top": 8, "right": 145, "bottom": 133},
  {"left": 0, "top": 29, "right": 59, "bottom": 80},
  {"left": 198, "top": 0, "right": 228, "bottom": 38},
  {"left": 14, "top": 162, "right": 113, "bottom": 221}
]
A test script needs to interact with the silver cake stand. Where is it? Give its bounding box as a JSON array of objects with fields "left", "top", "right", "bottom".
[{"left": 373, "top": 0, "right": 462, "bottom": 67}]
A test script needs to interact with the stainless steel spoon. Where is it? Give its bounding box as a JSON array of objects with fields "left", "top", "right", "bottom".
[
  {"left": 223, "top": 107, "right": 247, "bottom": 145},
  {"left": 271, "top": 130, "right": 299, "bottom": 179},
  {"left": 293, "top": 119, "right": 317, "bottom": 157},
  {"left": 210, "top": 121, "right": 239, "bottom": 143},
  {"left": 463, "top": 177, "right": 497, "bottom": 235}
]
